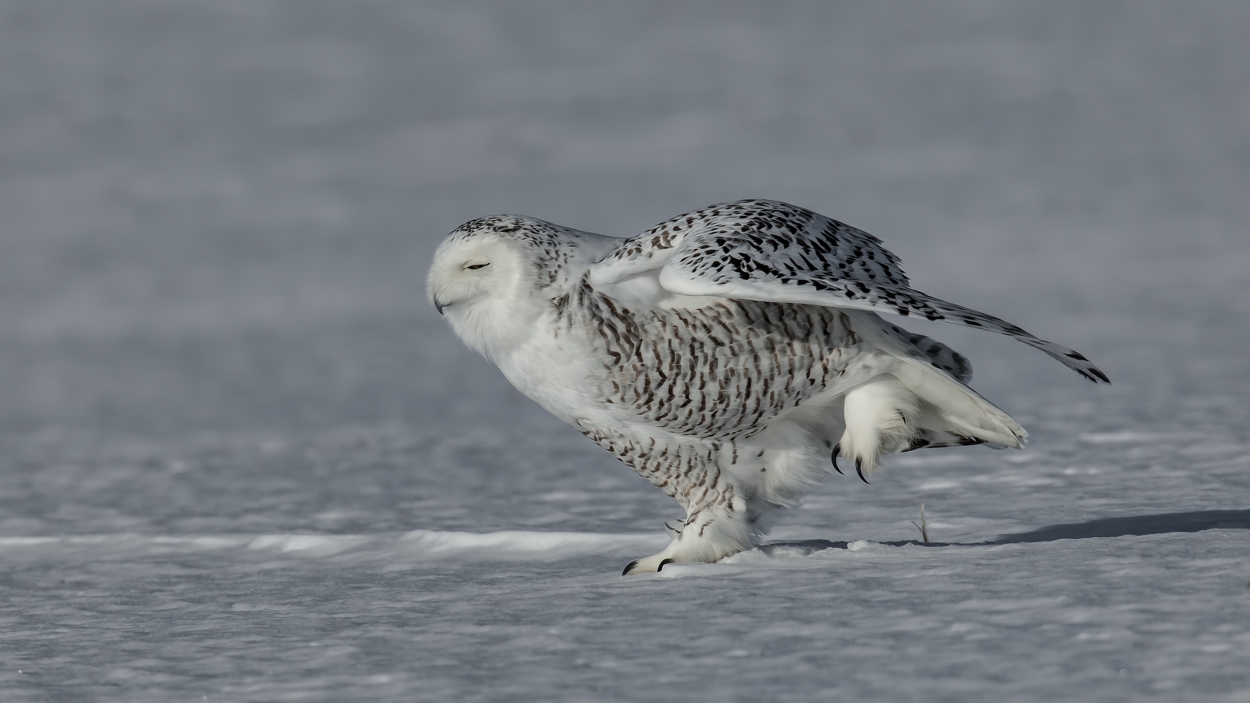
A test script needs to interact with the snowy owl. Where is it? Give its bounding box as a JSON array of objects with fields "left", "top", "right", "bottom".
[{"left": 427, "top": 200, "right": 1107, "bottom": 575}]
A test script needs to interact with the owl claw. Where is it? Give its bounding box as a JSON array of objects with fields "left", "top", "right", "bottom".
[
  {"left": 623, "top": 553, "right": 680, "bottom": 575},
  {"left": 831, "top": 444, "right": 843, "bottom": 474},
  {"left": 855, "top": 457, "right": 869, "bottom": 484}
]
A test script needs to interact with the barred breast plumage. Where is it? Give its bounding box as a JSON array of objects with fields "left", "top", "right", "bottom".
[{"left": 562, "top": 278, "right": 865, "bottom": 439}]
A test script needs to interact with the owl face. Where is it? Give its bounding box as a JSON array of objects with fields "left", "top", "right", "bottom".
[
  {"left": 427, "top": 230, "right": 545, "bottom": 360},
  {"left": 427, "top": 233, "right": 525, "bottom": 315}
]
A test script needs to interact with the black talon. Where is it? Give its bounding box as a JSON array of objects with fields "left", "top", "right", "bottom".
[
  {"left": 622, "top": 560, "right": 639, "bottom": 576},
  {"left": 855, "top": 457, "right": 869, "bottom": 484},
  {"left": 831, "top": 444, "right": 843, "bottom": 475},
  {"left": 657, "top": 558, "right": 673, "bottom": 572}
]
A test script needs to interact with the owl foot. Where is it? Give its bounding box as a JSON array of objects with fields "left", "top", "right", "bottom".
[{"left": 622, "top": 521, "right": 753, "bottom": 575}]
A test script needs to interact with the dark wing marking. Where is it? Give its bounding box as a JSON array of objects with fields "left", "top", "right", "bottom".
[
  {"left": 609, "top": 200, "right": 1109, "bottom": 384},
  {"left": 888, "top": 324, "right": 973, "bottom": 384},
  {"left": 591, "top": 199, "right": 909, "bottom": 288}
]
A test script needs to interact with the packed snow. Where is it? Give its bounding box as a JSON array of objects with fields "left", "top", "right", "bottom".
[{"left": 1, "top": 2, "right": 1248, "bottom": 701}]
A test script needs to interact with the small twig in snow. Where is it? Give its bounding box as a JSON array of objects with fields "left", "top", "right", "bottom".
[{"left": 910, "top": 503, "right": 929, "bottom": 544}]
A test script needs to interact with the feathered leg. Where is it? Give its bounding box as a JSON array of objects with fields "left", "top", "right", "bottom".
[{"left": 622, "top": 472, "right": 751, "bottom": 575}]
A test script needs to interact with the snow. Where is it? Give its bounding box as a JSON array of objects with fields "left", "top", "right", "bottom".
[{"left": 2, "top": 2, "right": 1249, "bottom": 701}]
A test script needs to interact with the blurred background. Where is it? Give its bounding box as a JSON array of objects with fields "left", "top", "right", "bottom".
[
  {"left": 0, "top": 1, "right": 1247, "bottom": 534},
  {"left": 2, "top": 3, "right": 1249, "bottom": 699}
]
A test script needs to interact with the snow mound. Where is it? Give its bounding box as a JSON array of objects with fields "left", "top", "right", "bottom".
[{"left": 0, "top": 530, "right": 669, "bottom": 565}]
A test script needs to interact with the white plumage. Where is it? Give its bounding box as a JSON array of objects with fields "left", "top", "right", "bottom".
[{"left": 427, "top": 199, "right": 1107, "bottom": 574}]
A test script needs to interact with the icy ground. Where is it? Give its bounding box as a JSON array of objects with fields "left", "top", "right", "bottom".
[{"left": 2, "top": 3, "right": 1248, "bottom": 701}]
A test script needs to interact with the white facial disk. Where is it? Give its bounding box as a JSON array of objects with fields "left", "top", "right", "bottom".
[{"left": 426, "top": 233, "right": 543, "bottom": 360}]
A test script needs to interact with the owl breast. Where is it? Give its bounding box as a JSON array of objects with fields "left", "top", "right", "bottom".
[{"left": 558, "top": 280, "right": 864, "bottom": 441}]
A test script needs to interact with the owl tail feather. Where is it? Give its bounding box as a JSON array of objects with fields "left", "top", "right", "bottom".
[{"left": 892, "top": 356, "right": 1027, "bottom": 449}]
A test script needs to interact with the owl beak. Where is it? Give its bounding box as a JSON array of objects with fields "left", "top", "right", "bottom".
[{"left": 434, "top": 297, "right": 447, "bottom": 315}]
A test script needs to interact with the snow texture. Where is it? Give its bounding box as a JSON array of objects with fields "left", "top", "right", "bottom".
[{"left": 1, "top": 2, "right": 1248, "bottom": 701}]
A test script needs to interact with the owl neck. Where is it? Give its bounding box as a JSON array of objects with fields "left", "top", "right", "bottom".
[{"left": 446, "top": 289, "right": 546, "bottom": 364}]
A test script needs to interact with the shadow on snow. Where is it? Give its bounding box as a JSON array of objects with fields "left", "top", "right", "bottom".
[{"left": 757, "top": 509, "right": 1250, "bottom": 555}]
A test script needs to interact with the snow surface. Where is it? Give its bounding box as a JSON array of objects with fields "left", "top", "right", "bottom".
[{"left": 2, "top": 2, "right": 1249, "bottom": 701}]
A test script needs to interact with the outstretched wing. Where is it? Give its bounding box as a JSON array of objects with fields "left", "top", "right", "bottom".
[{"left": 591, "top": 199, "right": 1108, "bottom": 384}]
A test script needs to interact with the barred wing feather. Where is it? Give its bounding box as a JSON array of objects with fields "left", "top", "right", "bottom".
[{"left": 593, "top": 199, "right": 1108, "bottom": 384}]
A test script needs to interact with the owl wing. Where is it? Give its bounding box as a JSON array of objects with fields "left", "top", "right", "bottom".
[{"left": 590, "top": 199, "right": 1108, "bottom": 384}]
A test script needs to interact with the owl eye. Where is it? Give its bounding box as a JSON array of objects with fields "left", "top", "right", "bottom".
[{"left": 465, "top": 263, "right": 490, "bottom": 270}]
